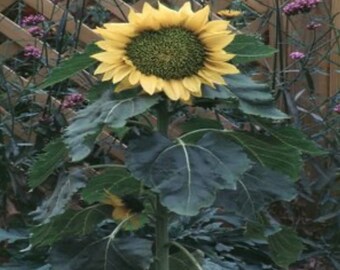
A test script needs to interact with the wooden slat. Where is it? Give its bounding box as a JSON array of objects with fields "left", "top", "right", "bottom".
[
  {"left": 0, "top": 13, "right": 96, "bottom": 89},
  {"left": 330, "top": 0, "right": 340, "bottom": 96},
  {"left": 0, "top": 0, "right": 15, "bottom": 12},
  {"left": 0, "top": 41, "right": 22, "bottom": 61}
]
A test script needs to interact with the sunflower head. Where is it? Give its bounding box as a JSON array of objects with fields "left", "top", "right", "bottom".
[
  {"left": 91, "top": 2, "right": 239, "bottom": 102},
  {"left": 217, "top": 9, "right": 243, "bottom": 18},
  {"left": 103, "top": 191, "right": 144, "bottom": 230}
]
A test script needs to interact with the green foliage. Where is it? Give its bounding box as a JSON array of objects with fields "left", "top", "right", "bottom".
[
  {"left": 264, "top": 126, "right": 327, "bottom": 156},
  {"left": 227, "top": 34, "right": 277, "bottom": 63},
  {"left": 28, "top": 138, "right": 68, "bottom": 188},
  {"left": 224, "top": 74, "right": 288, "bottom": 119},
  {"left": 49, "top": 236, "right": 153, "bottom": 270},
  {"left": 215, "top": 165, "right": 297, "bottom": 217},
  {"left": 82, "top": 167, "right": 140, "bottom": 204},
  {"left": 64, "top": 93, "right": 159, "bottom": 162},
  {"left": 31, "top": 205, "right": 110, "bottom": 247},
  {"left": 225, "top": 131, "right": 302, "bottom": 179},
  {"left": 30, "top": 169, "right": 87, "bottom": 223},
  {"left": 126, "top": 132, "right": 252, "bottom": 216},
  {"left": 39, "top": 44, "right": 101, "bottom": 88},
  {"left": 268, "top": 227, "right": 304, "bottom": 269}
]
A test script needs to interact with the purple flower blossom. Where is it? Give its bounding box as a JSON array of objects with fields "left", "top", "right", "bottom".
[
  {"left": 62, "top": 93, "right": 85, "bottom": 109},
  {"left": 21, "top": 14, "right": 45, "bottom": 26},
  {"left": 334, "top": 104, "right": 340, "bottom": 114},
  {"left": 24, "top": 45, "right": 41, "bottom": 59},
  {"left": 306, "top": 21, "right": 322, "bottom": 30},
  {"left": 27, "top": 26, "right": 45, "bottom": 38},
  {"left": 289, "top": 51, "right": 305, "bottom": 60},
  {"left": 283, "top": 0, "right": 321, "bottom": 16}
]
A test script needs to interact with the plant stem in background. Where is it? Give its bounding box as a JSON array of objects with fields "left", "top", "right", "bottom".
[{"left": 155, "top": 99, "right": 170, "bottom": 270}]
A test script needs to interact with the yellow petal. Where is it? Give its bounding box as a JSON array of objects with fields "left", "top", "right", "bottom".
[
  {"left": 112, "top": 65, "right": 133, "bottom": 83},
  {"left": 205, "top": 61, "right": 239, "bottom": 74},
  {"left": 128, "top": 69, "right": 142, "bottom": 85},
  {"left": 198, "top": 69, "right": 215, "bottom": 86},
  {"left": 184, "top": 5, "right": 210, "bottom": 33},
  {"left": 112, "top": 207, "right": 130, "bottom": 220},
  {"left": 199, "top": 20, "right": 229, "bottom": 33},
  {"left": 202, "top": 33, "right": 235, "bottom": 50},
  {"left": 94, "top": 63, "right": 115, "bottom": 75},
  {"left": 128, "top": 8, "right": 142, "bottom": 24},
  {"left": 102, "top": 69, "right": 115, "bottom": 81},
  {"left": 157, "top": 3, "right": 181, "bottom": 27},
  {"left": 103, "top": 192, "right": 124, "bottom": 207},
  {"left": 115, "top": 77, "right": 136, "bottom": 92},
  {"left": 162, "top": 81, "right": 180, "bottom": 100},
  {"left": 183, "top": 76, "right": 201, "bottom": 94},
  {"left": 206, "top": 51, "right": 235, "bottom": 62},
  {"left": 103, "top": 23, "right": 135, "bottom": 36},
  {"left": 140, "top": 74, "right": 158, "bottom": 95},
  {"left": 179, "top": 2, "right": 193, "bottom": 17},
  {"left": 91, "top": 52, "right": 124, "bottom": 64},
  {"left": 199, "top": 68, "right": 225, "bottom": 84}
]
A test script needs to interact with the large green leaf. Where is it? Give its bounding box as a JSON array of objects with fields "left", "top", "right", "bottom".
[
  {"left": 227, "top": 35, "right": 277, "bottom": 64},
  {"left": 49, "top": 236, "right": 153, "bottom": 270},
  {"left": 28, "top": 138, "right": 68, "bottom": 188},
  {"left": 169, "top": 251, "right": 203, "bottom": 270},
  {"left": 126, "top": 132, "right": 252, "bottom": 216},
  {"left": 215, "top": 165, "right": 297, "bottom": 217},
  {"left": 268, "top": 227, "right": 303, "bottom": 269},
  {"left": 264, "top": 126, "right": 327, "bottom": 156},
  {"left": 31, "top": 205, "right": 110, "bottom": 247},
  {"left": 224, "top": 132, "right": 302, "bottom": 179},
  {"left": 64, "top": 93, "right": 159, "bottom": 162},
  {"left": 39, "top": 44, "right": 100, "bottom": 88},
  {"left": 82, "top": 167, "right": 140, "bottom": 204},
  {"left": 30, "top": 169, "right": 87, "bottom": 223},
  {"left": 224, "top": 74, "right": 288, "bottom": 120}
]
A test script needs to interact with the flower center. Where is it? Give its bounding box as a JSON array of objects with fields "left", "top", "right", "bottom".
[{"left": 126, "top": 27, "right": 206, "bottom": 80}]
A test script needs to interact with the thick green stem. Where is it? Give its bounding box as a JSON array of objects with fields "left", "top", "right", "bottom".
[{"left": 155, "top": 100, "right": 170, "bottom": 270}]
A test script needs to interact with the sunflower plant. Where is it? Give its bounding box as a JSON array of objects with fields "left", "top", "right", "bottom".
[{"left": 27, "top": 2, "right": 327, "bottom": 270}]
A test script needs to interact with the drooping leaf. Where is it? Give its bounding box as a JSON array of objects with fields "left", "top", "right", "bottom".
[
  {"left": 126, "top": 132, "right": 252, "bottom": 216},
  {"left": 49, "top": 236, "right": 153, "bottom": 270},
  {"left": 264, "top": 126, "right": 327, "bottom": 156},
  {"left": 224, "top": 74, "right": 288, "bottom": 120},
  {"left": 201, "top": 84, "right": 237, "bottom": 100},
  {"left": 169, "top": 250, "right": 204, "bottom": 270},
  {"left": 39, "top": 44, "right": 101, "bottom": 88},
  {"left": 82, "top": 167, "right": 140, "bottom": 204},
  {"left": 227, "top": 35, "right": 277, "bottom": 64},
  {"left": 268, "top": 227, "right": 303, "bottom": 269},
  {"left": 0, "top": 229, "right": 28, "bottom": 243},
  {"left": 64, "top": 93, "right": 159, "bottom": 162},
  {"left": 31, "top": 205, "right": 110, "bottom": 247},
  {"left": 28, "top": 138, "right": 68, "bottom": 188},
  {"left": 224, "top": 132, "right": 302, "bottom": 179},
  {"left": 29, "top": 169, "right": 87, "bottom": 223},
  {"left": 215, "top": 165, "right": 297, "bottom": 217}
]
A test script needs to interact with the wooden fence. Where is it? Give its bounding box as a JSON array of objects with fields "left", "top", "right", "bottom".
[{"left": 0, "top": 0, "right": 339, "bottom": 161}]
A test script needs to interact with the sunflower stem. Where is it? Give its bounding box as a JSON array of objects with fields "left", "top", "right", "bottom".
[{"left": 155, "top": 99, "right": 170, "bottom": 270}]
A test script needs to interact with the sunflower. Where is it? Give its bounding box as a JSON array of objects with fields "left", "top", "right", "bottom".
[
  {"left": 91, "top": 2, "right": 239, "bottom": 102},
  {"left": 103, "top": 191, "right": 144, "bottom": 230},
  {"left": 217, "top": 9, "right": 243, "bottom": 18}
]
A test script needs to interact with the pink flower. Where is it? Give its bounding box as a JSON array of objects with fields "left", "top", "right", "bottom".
[
  {"left": 334, "top": 104, "right": 340, "bottom": 114},
  {"left": 289, "top": 51, "right": 305, "bottom": 60},
  {"left": 21, "top": 14, "right": 45, "bottom": 26},
  {"left": 27, "top": 26, "right": 45, "bottom": 38},
  {"left": 62, "top": 93, "right": 85, "bottom": 109},
  {"left": 283, "top": 0, "right": 321, "bottom": 16},
  {"left": 24, "top": 45, "right": 41, "bottom": 59},
  {"left": 306, "top": 21, "right": 322, "bottom": 30}
]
